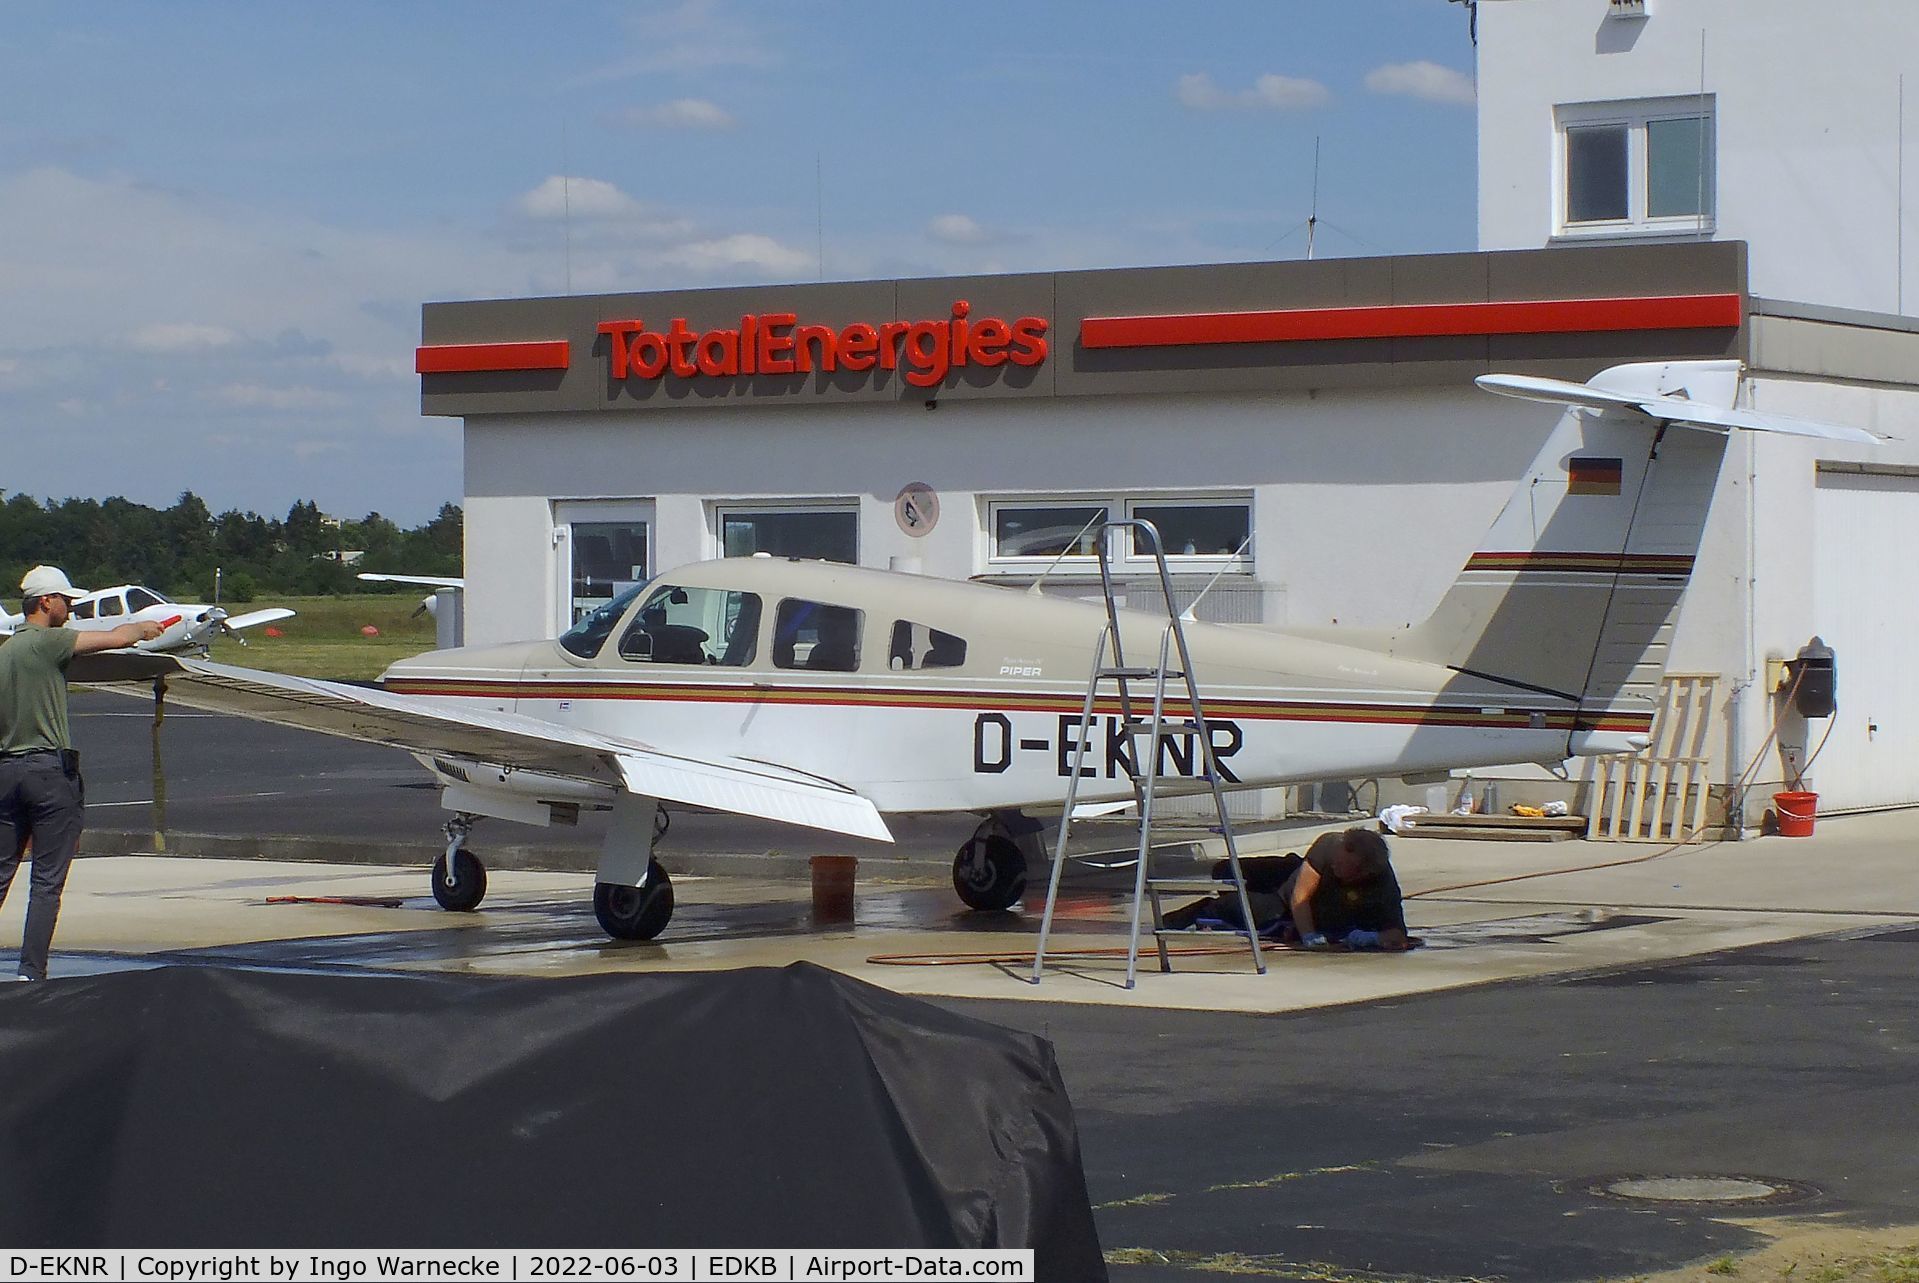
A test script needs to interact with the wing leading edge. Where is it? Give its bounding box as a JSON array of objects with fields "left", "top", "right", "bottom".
[{"left": 96, "top": 656, "right": 893, "bottom": 844}]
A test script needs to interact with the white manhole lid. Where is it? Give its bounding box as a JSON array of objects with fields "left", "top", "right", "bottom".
[
  {"left": 1579, "top": 1174, "right": 1817, "bottom": 1207},
  {"left": 1607, "top": 1177, "right": 1781, "bottom": 1202}
]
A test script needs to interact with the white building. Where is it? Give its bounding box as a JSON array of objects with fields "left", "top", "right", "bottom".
[{"left": 417, "top": 0, "right": 1919, "bottom": 827}]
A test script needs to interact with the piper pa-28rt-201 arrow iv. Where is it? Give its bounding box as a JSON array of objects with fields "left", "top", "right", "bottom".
[
  {"left": 3, "top": 584, "right": 294, "bottom": 654},
  {"left": 71, "top": 361, "right": 1885, "bottom": 941}
]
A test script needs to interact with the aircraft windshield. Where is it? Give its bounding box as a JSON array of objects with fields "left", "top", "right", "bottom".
[{"left": 559, "top": 582, "right": 648, "bottom": 658}]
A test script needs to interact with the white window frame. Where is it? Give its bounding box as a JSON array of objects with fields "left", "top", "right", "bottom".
[
  {"left": 710, "top": 499, "right": 860, "bottom": 564},
  {"left": 1553, "top": 95, "right": 1715, "bottom": 240},
  {"left": 982, "top": 494, "right": 1253, "bottom": 573}
]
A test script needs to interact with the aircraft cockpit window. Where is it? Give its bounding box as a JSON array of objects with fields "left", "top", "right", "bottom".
[
  {"left": 558, "top": 582, "right": 649, "bottom": 659},
  {"left": 98, "top": 595, "right": 124, "bottom": 618},
  {"left": 888, "top": 621, "right": 967, "bottom": 671},
  {"left": 618, "top": 586, "right": 762, "bottom": 666},
  {"left": 126, "top": 588, "right": 163, "bottom": 611},
  {"left": 773, "top": 600, "right": 862, "bottom": 672},
  {"left": 70, "top": 600, "right": 95, "bottom": 621}
]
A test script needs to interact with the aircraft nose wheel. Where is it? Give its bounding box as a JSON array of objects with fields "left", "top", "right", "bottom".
[
  {"left": 953, "top": 835, "right": 1027, "bottom": 911},
  {"left": 431, "top": 847, "right": 488, "bottom": 912},
  {"left": 594, "top": 859, "right": 675, "bottom": 940}
]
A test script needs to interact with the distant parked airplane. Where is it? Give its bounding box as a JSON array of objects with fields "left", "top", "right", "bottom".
[{"left": 2, "top": 584, "right": 293, "bottom": 654}]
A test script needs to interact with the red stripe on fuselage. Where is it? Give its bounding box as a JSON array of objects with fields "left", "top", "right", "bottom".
[{"left": 380, "top": 678, "right": 1654, "bottom": 734}]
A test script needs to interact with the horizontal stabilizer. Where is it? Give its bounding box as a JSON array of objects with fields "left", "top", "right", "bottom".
[{"left": 1477, "top": 373, "right": 1890, "bottom": 443}]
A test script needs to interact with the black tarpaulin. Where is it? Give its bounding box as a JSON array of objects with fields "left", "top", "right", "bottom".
[{"left": 0, "top": 963, "right": 1106, "bottom": 1276}]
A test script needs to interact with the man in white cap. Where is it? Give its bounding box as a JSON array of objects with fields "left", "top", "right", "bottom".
[{"left": 0, "top": 566, "right": 164, "bottom": 980}]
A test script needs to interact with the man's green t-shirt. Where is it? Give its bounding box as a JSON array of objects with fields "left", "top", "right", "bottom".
[{"left": 0, "top": 624, "right": 80, "bottom": 753}]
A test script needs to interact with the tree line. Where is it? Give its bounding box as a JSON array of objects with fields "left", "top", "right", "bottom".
[{"left": 0, "top": 492, "right": 461, "bottom": 604}]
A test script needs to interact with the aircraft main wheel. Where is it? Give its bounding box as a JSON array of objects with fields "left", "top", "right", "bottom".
[
  {"left": 594, "top": 860, "right": 675, "bottom": 941},
  {"left": 953, "top": 835, "right": 1027, "bottom": 911},
  {"left": 431, "top": 847, "right": 487, "bottom": 912}
]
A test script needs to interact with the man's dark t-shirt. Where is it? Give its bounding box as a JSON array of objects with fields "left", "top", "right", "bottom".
[{"left": 1303, "top": 838, "right": 1406, "bottom": 935}]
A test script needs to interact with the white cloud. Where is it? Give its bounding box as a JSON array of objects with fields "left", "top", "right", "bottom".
[
  {"left": 1177, "top": 71, "right": 1329, "bottom": 111},
  {"left": 130, "top": 322, "right": 238, "bottom": 352},
  {"left": 663, "top": 233, "right": 812, "bottom": 276},
  {"left": 516, "top": 175, "right": 642, "bottom": 220},
  {"left": 927, "top": 213, "right": 990, "bottom": 246},
  {"left": 569, "top": 0, "right": 777, "bottom": 83},
  {"left": 611, "top": 98, "right": 736, "bottom": 130},
  {"left": 1365, "top": 61, "right": 1475, "bottom": 106}
]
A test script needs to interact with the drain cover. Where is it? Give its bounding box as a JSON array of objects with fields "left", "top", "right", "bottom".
[{"left": 1580, "top": 1174, "right": 1818, "bottom": 1208}]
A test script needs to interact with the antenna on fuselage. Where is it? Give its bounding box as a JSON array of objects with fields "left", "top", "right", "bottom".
[
  {"left": 1025, "top": 511, "right": 1108, "bottom": 597},
  {"left": 1177, "top": 532, "right": 1255, "bottom": 622}
]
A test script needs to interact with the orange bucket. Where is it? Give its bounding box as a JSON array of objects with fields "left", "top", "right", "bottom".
[
  {"left": 1773, "top": 790, "right": 1818, "bottom": 838},
  {"left": 810, "top": 855, "right": 858, "bottom": 923}
]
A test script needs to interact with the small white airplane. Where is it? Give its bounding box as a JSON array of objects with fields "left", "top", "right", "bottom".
[
  {"left": 75, "top": 361, "right": 1884, "bottom": 942},
  {"left": 3, "top": 584, "right": 294, "bottom": 654}
]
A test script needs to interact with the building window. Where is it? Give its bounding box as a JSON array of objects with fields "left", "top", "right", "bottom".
[
  {"left": 568, "top": 520, "right": 649, "bottom": 625},
  {"left": 718, "top": 505, "right": 858, "bottom": 563},
  {"left": 1557, "top": 97, "right": 1714, "bottom": 236},
  {"left": 991, "top": 504, "right": 1107, "bottom": 560},
  {"left": 1129, "top": 500, "right": 1252, "bottom": 559},
  {"left": 1565, "top": 124, "right": 1629, "bottom": 223},
  {"left": 986, "top": 496, "right": 1252, "bottom": 568}
]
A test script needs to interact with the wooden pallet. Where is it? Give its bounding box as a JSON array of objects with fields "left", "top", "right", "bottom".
[
  {"left": 1397, "top": 813, "right": 1587, "bottom": 843},
  {"left": 1588, "top": 673, "right": 1718, "bottom": 843}
]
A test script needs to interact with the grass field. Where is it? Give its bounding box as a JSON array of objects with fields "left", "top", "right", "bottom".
[{"left": 203, "top": 594, "right": 443, "bottom": 680}]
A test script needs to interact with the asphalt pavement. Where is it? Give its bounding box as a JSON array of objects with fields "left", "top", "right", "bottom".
[{"left": 964, "top": 924, "right": 1919, "bottom": 1281}]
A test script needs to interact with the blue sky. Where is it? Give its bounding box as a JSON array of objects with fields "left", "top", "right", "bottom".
[{"left": 0, "top": 1, "right": 1478, "bottom": 523}]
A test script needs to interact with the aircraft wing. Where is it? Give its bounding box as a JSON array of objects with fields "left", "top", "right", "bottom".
[
  {"left": 77, "top": 655, "right": 892, "bottom": 843},
  {"left": 358, "top": 574, "right": 466, "bottom": 589},
  {"left": 222, "top": 607, "right": 296, "bottom": 632},
  {"left": 1477, "top": 373, "right": 1891, "bottom": 443}
]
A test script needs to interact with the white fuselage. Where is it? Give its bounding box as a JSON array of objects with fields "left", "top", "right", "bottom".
[{"left": 379, "top": 560, "right": 1651, "bottom": 820}]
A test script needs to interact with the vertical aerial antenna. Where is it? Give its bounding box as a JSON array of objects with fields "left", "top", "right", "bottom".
[
  {"left": 1696, "top": 30, "right": 1709, "bottom": 238},
  {"left": 1306, "top": 135, "right": 1321, "bottom": 260},
  {"left": 562, "top": 124, "right": 574, "bottom": 295},
  {"left": 816, "top": 152, "right": 825, "bottom": 281},
  {"left": 1900, "top": 74, "right": 1907, "bottom": 314}
]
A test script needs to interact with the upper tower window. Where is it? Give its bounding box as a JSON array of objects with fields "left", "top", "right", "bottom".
[{"left": 1556, "top": 96, "right": 1715, "bottom": 236}]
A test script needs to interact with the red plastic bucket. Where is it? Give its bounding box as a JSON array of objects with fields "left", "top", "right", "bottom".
[
  {"left": 1773, "top": 790, "right": 1818, "bottom": 838},
  {"left": 810, "top": 855, "right": 858, "bottom": 923}
]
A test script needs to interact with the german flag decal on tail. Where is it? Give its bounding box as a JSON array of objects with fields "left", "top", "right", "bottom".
[{"left": 1567, "top": 456, "right": 1624, "bottom": 495}]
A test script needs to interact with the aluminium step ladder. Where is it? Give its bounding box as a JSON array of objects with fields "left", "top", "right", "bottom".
[{"left": 1029, "top": 520, "right": 1267, "bottom": 989}]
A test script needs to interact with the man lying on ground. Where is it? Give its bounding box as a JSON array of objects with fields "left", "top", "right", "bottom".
[{"left": 1162, "top": 827, "right": 1417, "bottom": 951}]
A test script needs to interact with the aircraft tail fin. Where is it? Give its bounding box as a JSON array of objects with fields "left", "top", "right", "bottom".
[{"left": 1384, "top": 360, "right": 1877, "bottom": 747}]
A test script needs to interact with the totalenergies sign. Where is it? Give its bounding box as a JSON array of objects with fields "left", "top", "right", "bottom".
[{"left": 597, "top": 302, "right": 1048, "bottom": 390}]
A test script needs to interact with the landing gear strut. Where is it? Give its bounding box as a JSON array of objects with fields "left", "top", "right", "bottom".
[{"left": 433, "top": 813, "right": 488, "bottom": 912}]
